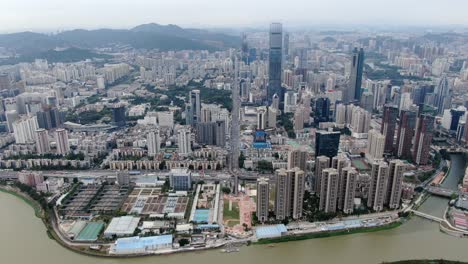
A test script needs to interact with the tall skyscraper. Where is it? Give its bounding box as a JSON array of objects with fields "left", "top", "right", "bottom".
[
  {"left": 274, "top": 168, "right": 305, "bottom": 220},
  {"left": 268, "top": 23, "right": 283, "bottom": 104},
  {"left": 177, "top": 128, "right": 192, "bottom": 155},
  {"left": 434, "top": 76, "right": 451, "bottom": 115},
  {"left": 340, "top": 167, "right": 358, "bottom": 214},
  {"left": 230, "top": 59, "right": 241, "bottom": 194},
  {"left": 386, "top": 160, "right": 406, "bottom": 209},
  {"left": 367, "top": 161, "right": 389, "bottom": 212},
  {"left": 287, "top": 149, "right": 307, "bottom": 171},
  {"left": 35, "top": 129, "right": 50, "bottom": 154},
  {"left": 188, "top": 90, "right": 201, "bottom": 125},
  {"left": 396, "top": 110, "right": 416, "bottom": 159},
  {"left": 319, "top": 168, "right": 339, "bottom": 213},
  {"left": 283, "top": 32, "right": 290, "bottom": 65},
  {"left": 315, "top": 130, "right": 340, "bottom": 158},
  {"left": 348, "top": 48, "right": 365, "bottom": 103},
  {"left": 314, "top": 97, "right": 331, "bottom": 125},
  {"left": 381, "top": 105, "right": 398, "bottom": 154},
  {"left": 412, "top": 114, "right": 435, "bottom": 165},
  {"left": 55, "top": 128, "right": 70, "bottom": 155},
  {"left": 256, "top": 177, "right": 270, "bottom": 223},
  {"left": 111, "top": 104, "right": 126, "bottom": 127},
  {"left": 147, "top": 129, "right": 161, "bottom": 157}
]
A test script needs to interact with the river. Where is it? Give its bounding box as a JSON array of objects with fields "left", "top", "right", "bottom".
[{"left": 0, "top": 154, "right": 467, "bottom": 264}]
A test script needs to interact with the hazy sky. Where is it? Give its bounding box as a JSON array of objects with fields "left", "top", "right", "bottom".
[{"left": 2, "top": 0, "right": 468, "bottom": 32}]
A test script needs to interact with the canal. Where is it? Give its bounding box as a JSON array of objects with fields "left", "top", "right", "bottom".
[{"left": 0, "top": 154, "right": 466, "bottom": 264}]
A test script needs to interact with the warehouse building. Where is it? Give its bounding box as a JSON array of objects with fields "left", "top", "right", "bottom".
[
  {"left": 104, "top": 216, "right": 141, "bottom": 238},
  {"left": 110, "top": 235, "right": 173, "bottom": 254}
]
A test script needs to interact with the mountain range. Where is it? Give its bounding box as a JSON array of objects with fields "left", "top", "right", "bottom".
[{"left": 0, "top": 23, "right": 240, "bottom": 58}]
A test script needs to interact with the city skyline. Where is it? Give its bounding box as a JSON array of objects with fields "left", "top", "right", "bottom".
[{"left": 2, "top": 0, "right": 468, "bottom": 32}]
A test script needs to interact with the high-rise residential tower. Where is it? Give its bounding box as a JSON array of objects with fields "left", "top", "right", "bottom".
[
  {"left": 319, "top": 168, "right": 339, "bottom": 213},
  {"left": 396, "top": 110, "right": 416, "bottom": 159},
  {"left": 412, "top": 114, "right": 435, "bottom": 165},
  {"left": 35, "top": 129, "right": 50, "bottom": 154},
  {"left": 147, "top": 129, "right": 161, "bottom": 157},
  {"left": 381, "top": 105, "right": 398, "bottom": 154},
  {"left": 386, "top": 160, "right": 406, "bottom": 209},
  {"left": 256, "top": 177, "right": 270, "bottom": 223},
  {"left": 367, "top": 161, "right": 389, "bottom": 212},
  {"left": 55, "top": 128, "right": 70, "bottom": 155}
]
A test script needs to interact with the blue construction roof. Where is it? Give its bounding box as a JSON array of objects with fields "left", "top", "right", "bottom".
[
  {"left": 193, "top": 209, "right": 210, "bottom": 223},
  {"left": 327, "top": 223, "right": 346, "bottom": 231},
  {"left": 252, "top": 142, "right": 271, "bottom": 149},
  {"left": 344, "top": 220, "right": 362, "bottom": 229},
  {"left": 196, "top": 224, "right": 220, "bottom": 229},
  {"left": 115, "top": 235, "right": 173, "bottom": 251},
  {"left": 255, "top": 224, "right": 287, "bottom": 239}
]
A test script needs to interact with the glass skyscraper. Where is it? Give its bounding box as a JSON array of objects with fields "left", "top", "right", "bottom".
[
  {"left": 268, "top": 23, "right": 283, "bottom": 104},
  {"left": 348, "top": 47, "right": 365, "bottom": 103}
]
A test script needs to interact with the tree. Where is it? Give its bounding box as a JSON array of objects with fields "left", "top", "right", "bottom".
[
  {"left": 238, "top": 152, "right": 246, "bottom": 168},
  {"left": 221, "top": 187, "right": 231, "bottom": 194},
  {"left": 73, "top": 177, "right": 79, "bottom": 184}
]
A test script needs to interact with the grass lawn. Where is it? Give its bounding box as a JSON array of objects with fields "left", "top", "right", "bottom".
[
  {"left": 223, "top": 199, "right": 240, "bottom": 220},
  {"left": 227, "top": 220, "right": 240, "bottom": 227}
]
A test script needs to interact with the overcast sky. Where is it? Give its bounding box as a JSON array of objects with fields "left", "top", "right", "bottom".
[{"left": 2, "top": 0, "right": 468, "bottom": 32}]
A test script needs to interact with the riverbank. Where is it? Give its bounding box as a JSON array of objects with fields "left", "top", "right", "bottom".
[
  {"left": 0, "top": 186, "right": 44, "bottom": 218},
  {"left": 254, "top": 221, "right": 402, "bottom": 245},
  {"left": 384, "top": 260, "right": 468, "bottom": 264}
]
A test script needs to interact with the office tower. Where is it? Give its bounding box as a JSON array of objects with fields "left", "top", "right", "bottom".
[
  {"left": 335, "top": 103, "right": 346, "bottom": 125},
  {"left": 116, "top": 171, "right": 130, "bottom": 186},
  {"left": 341, "top": 167, "right": 358, "bottom": 214},
  {"left": 188, "top": 90, "right": 201, "bottom": 125},
  {"left": 196, "top": 122, "right": 214, "bottom": 145},
  {"left": 456, "top": 121, "right": 465, "bottom": 143},
  {"left": 35, "top": 129, "right": 50, "bottom": 154},
  {"left": 314, "top": 156, "right": 330, "bottom": 193},
  {"left": 241, "top": 33, "right": 249, "bottom": 64},
  {"left": 111, "top": 104, "right": 126, "bottom": 127},
  {"left": 169, "top": 168, "right": 192, "bottom": 191},
  {"left": 434, "top": 76, "right": 451, "bottom": 115},
  {"left": 319, "top": 168, "right": 339, "bottom": 213},
  {"left": 200, "top": 108, "right": 212, "bottom": 123},
  {"left": 177, "top": 128, "right": 192, "bottom": 155},
  {"left": 396, "top": 110, "right": 416, "bottom": 159},
  {"left": 381, "top": 105, "right": 398, "bottom": 154},
  {"left": 36, "top": 110, "right": 52, "bottom": 129},
  {"left": 441, "top": 108, "right": 466, "bottom": 131},
  {"left": 55, "top": 128, "right": 69, "bottom": 154},
  {"left": 274, "top": 168, "right": 305, "bottom": 220},
  {"left": 283, "top": 32, "right": 290, "bottom": 65},
  {"left": 386, "top": 160, "right": 406, "bottom": 209},
  {"left": 367, "top": 161, "right": 389, "bottom": 212},
  {"left": 412, "top": 114, "right": 435, "bottom": 165},
  {"left": 271, "top": 94, "right": 280, "bottom": 110},
  {"left": 230, "top": 59, "right": 241, "bottom": 195},
  {"left": 256, "top": 177, "right": 270, "bottom": 222},
  {"left": 214, "top": 120, "right": 226, "bottom": 147},
  {"left": 348, "top": 48, "right": 365, "bottom": 103},
  {"left": 315, "top": 130, "right": 340, "bottom": 158},
  {"left": 268, "top": 23, "right": 283, "bottom": 104},
  {"left": 367, "top": 130, "right": 386, "bottom": 161},
  {"left": 257, "top": 107, "right": 267, "bottom": 130},
  {"left": 288, "top": 149, "right": 307, "bottom": 171},
  {"left": 147, "top": 129, "right": 161, "bottom": 157},
  {"left": 12, "top": 115, "right": 39, "bottom": 144},
  {"left": 314, "top": 97, "right": 330, "bottom": 125},
  {"left": 268, "top": 107, "right": 278, "bottom": 128}
]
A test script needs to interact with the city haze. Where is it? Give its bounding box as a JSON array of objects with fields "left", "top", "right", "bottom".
[{"left": 2, "top": 0, "right": 468, "bottom": 32}]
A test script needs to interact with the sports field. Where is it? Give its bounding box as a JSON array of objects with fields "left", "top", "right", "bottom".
[{"left": 75, "top": 222, "right": 104, "bottom": 242}]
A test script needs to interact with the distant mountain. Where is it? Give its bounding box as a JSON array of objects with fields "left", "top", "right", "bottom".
[
  {"left": 0, "top": 23, "right": 240, "bottom": 56},
  {"left": 0, "top": 48, "right": 110, "bottom": 65}
]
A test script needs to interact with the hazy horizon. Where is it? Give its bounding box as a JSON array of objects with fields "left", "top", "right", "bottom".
[{"left": 2, "top": 0, "right": 468, "bottom": 33}]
